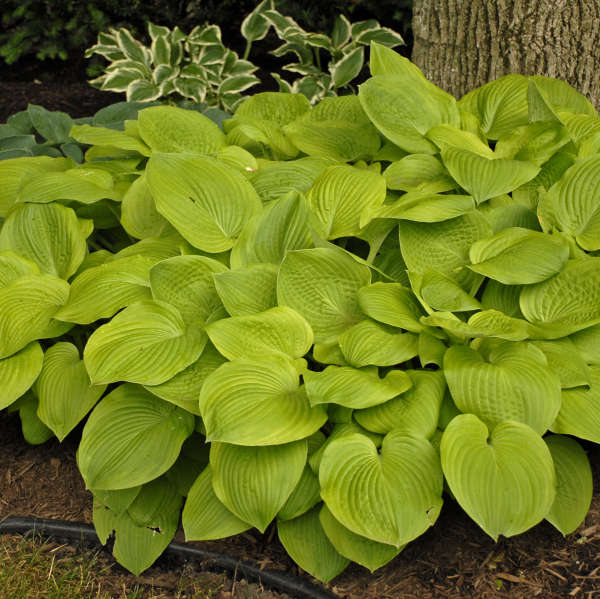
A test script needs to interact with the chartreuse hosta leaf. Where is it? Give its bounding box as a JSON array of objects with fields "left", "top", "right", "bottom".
[
  {"left": 355, "top": 370, "right": 446, "bottom": 437},
  {"left": 146, "top": 153, "right": 261, "bottom": 253},
  {"left": 357, "top": 282, "right": 425, "bottom": 333},
  {"left": 79, "top": 384, "right": 195, "bottom": 490},
  {"left": 440, "top": 147, "right": 540, "bottom": 205},
  {"left": 418, "top": 269, "right": 481, "bottom": 312},
  {"left": 532, "top": 338, "right": 591, "bottom": 389},
  {"left": 375, "top": 192, "right": 475, "bottom": 224},
  {"left": 0, "top": 274, "right": 70, "bottom": 359},
  {"left": 570, "top": 324, "right": 600, "bottom": 365},
  {"left": 0, "top": 203, "right": 90, "bottom": 279},
  {"left": 84, "top": 300, "right": 206, "bottom": 385},
  {"left": 93, "top": 477, "right": 182, "bottom": 575},
  {"left": 283, "top": 95, "right": 381, "bottom": 162},
  {"left": 540, "top": 155, "right": 600, "bottom": 250},
  {"left": 200, "top": 355, "right": 327, "bottom": 446},
  {"left": 207, "top": 306, "right": 313, "bottom": 361},
  {"left": 426, "top": 124, "right": 495, "bottom": 158},
  {"left": 359, "top": 59, "right": 460, "bottom": 154},
  {"left": 399, "top": 211, "right": 492, "bottom": 291},
  {"left": 0, "top": 156, "right": 71, "bottom": 217},
  {"left": 444, "top": 342, "right": 561, "bottom": 434},
  {"left": 144, "top": 343, "right": 226, "bottom": 415},
  {"left": 319, "top": 505, "right": 401, "bottom": 572},
  {"left": 278, "top": 505, "right": 350, "bottom": 583},
  {"left": 213, "top": 263, "right": 278, "bottom": 316},
  {"left": 69, "top": 124, "right": 151, "bottom": 156},
  {"left": 440, "top": 415, "right": 555, "bottom": 540},
  {"left": 8, "top": 392, "right": 53, "bottom": 445},
  {"left": 278, "top": 464, "right": 322, "bottom": 521},
  {"left": 0, "top": 250, "right": 40, "bottom": 287},
  {"left": 468, "top": 228, "right": 570, "bottom": 285},
  {"left": 36, "top": 342, "right": 106, "bottom": 441},
  {"left": 0, "top": 342, "right": 43, "bottom": 410},
  {"left": 182, "top": 465, "right": 251, "bottom": 541},
  {"left": 528, "top": 76, "right": 597, "bottom": 121},
  {"left": 277, "top": 247, "right": 371, "bottom": 344},
  {"left": 54, "top": 255, "right": 154, "bottom": 325},
  {"left": 210, "top": 440, "right": 307, "bottom": 532},
  {"left": 304, "top": 366, "right": 411, "bottom": 410},
  {"left": 338, "top": 319, "right": 418, "bottom": 367},
  {"left": 18, "top": 167, "right": 118, "bottom": 204},
  {"left": 249, "top": 157, "right": 332, "bottom": 204},
  {"left": 551, "top": 366, "right": 600, "bottom": 443},
  {"left": 458, "top": 74, "right": 529, "bottom": 140},
  {"left": 320, "top": 430, "right": 443, "bottom": 547},
  {"left": 120, "top": 174, "right": 173, "bottom": 239},
  {"left": 520, "top": 258, "right": 600, "bottom": 334},
  {"left": 137, "top": 105, "right": 226, "bottom": 153},
  {"left": 229, "top": 191, "right": 313, "bottom": 267},
  {"left": 149, "top": 255, "right": 226, "bottom": 326},
  {"left": 307, "top": 164, "right": 386, "bottom": 239},
  {"left": 93, "top": 486, "right": 141, "bottom": 517},
  {"left": 384, "top": 154, "right": 456, "bottom": 193},
  {"left": 544, "top": 435, "right": 593, "bottom": 535},
  {"left": 418, "top": 332, "right": 447, "bottom": 368}
]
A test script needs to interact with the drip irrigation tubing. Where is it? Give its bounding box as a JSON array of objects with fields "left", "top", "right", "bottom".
[{"left": 0, "top": 516, "right": 341, "bottom": 599}]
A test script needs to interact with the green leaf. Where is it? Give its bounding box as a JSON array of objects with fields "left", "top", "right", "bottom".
[
  {"left": 444, "top": 342, "right": 562, "bottom": 435},
  {"left": 0, "top": 274, "right": 70, "bottom": 358},
  {"left": 182, "top": 465, "right": 251, "bottom": 540},
  {"left": 146, "top": 153, "right": 262, "bottom": 253},
  {"left": 234, "top": 91, "right": 310, "bottom": 125},
  {"left": 144, "top": 342, "right": 226, "bottom": 415},
  {"left": 78, "top": 384, "right": 195, "bottom": 490},
  {"left": 331, "top": 46, "right": 364, "bottom": 89},
  {"left": 570, "top": 324, "right": 600, "bottom": 365},
  {"left": 458, "top": 74, "right": 529, "bottom": 140},
  {"left": 304, "top": 366, "right": 411, "bottom": 409},
  {"left": 213, "top": 263, "right": 279, "bottom": 316},
  {"left": 383, "top": 155, "right": 457, "bottom": 193},
  {"left": 468, "top": 228, "right": 570, "bottom": 284},
  {"left": 210, "top": 440, "right": 306, "bottom": 532},
  {"left": 207, "top": 306, "right": 313, "bottom": 361},
  {"left": 149, "top": 255, "right": 226, "bottom": 327},
  {"left": 241, "top": 0, "right": 273, "bottom": 42},
  {"left": 440, "top": 414, "right": 556, "bottom": 540},
  {"left": 418, "top": 269, "right": 482, "bottom": 312},
  {"left": 545, "top": 435, "right": 593, "bottom": 535},
  {"left": 551, "top": 366, "right": 600, "bottom": 443},
  {"left": 338, "top": 319, "right": 418, "bottom": 367},
  {"left": 426, "top": 124, "right": 495, "bottom": 158},
  {"left": 84, "top": 300, "right": 206, "bottom": 385},
  {"left": 307, "top": 165, "right": 386, "bottom": 239},
  {"left": 532, "top": 338, "right": 591, "bottom": 389},
  {"left": 359, "top": 72, "right": 459, "bottom": 153},
  {"left": 319, "top": 505, "right": 400, "bottom": 572},
  {"left": 230, "top": 191, "right": 313, "bottom": 267},
  {"left": 0, "top": 342, "right": 43, "bottom": 410},
  {"left": 357, "top": 282, "right": 425, "bottom": 333},
  {"left": 28, "top": 104, "right": 73, "bottom": 144},
  {"left": 441, "top": 147, "right": 539, "bottom": 205},
  {"left": 528, "top": 76, "right": 596, "bottom": 119},
  {"left": 399, "top": 212, "right": 492, "bottom": 291},
  {"left": 36, "top": 342, "right": 106, "bottom": 441},
  {"left": 354, "top": 370, "right": 446, "bottom": 437},
  {"left": 69, "top": 124, "right": 151, "bottom": 156},
  {"left": 278, "top": 465, "right": 321, "bottom": 521},
  {"left": 320, "top": 430, "right": 443, "bottom": 547},
  {"left": 0, "top": 203, "right": 89, "bottom": 279},
  {"left": 520, "top": 258, "right": 600, "bottom": 334},
  {"left": 12, "top": 392, "right": 53, "bottom": 445},
  {"left": 277, "top": 247, "right": 371, "bottom": 344},
  {"left": 138, "top": 105, "right": 226, "bottom": 154},
  {"left": 541, "top": 155, "right": 600, "bottom": 250},
  {"left": 127, "top": 80, "right": 162, "bottom": 102},
  {"left": 278, "top": 506, "right": 349, "bottom": 583},
  {"left": 200, "top": 355, "right": 327, "bottom": 446}
]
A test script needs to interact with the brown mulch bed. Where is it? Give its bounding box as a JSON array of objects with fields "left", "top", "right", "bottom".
[{"left": 2, "top": 408, "right": 599, "bottom": 599}]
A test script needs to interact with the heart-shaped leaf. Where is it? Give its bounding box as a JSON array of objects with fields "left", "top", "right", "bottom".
[
  {"left": 441, "top": 414, "right": 555, "bottom": 540},
  {"left": 0, "top": 342, "right": 43, "bottom": 410},
  {"left": 320, "top": 431, "right": 443, "bottom": 547}
]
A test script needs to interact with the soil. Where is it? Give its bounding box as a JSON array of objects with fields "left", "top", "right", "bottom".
[
  {"left": 2, "top": 408, "right": 600, "bottom": 599},
  {"left": 1, "top": 73, "right": 600, "bottom": 599}
]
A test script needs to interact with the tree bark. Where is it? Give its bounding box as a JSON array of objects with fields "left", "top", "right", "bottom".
[{"left": 411, "top": 0, "right": 600, "bottom": 107}]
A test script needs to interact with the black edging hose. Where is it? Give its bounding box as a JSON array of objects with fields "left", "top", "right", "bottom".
[{"left": 0, "top": 516, "right": 341, "bottom": 599}]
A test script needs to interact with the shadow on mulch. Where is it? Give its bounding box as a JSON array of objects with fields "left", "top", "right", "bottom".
[{"left": 1, "top": 410, "right": 599, "bottom": 599}]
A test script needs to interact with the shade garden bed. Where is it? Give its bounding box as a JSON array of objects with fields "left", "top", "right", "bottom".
[{"left": 1, "top": 43, "right": 600, "bottom": 598}]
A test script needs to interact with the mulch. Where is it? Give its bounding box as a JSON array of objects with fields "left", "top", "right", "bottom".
[{"left": 1, "top": 78, "right": 600, "bottom": 599}]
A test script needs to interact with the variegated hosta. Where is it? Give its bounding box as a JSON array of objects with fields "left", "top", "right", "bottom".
[{"left": 2, "top": 43, "right": 600, "bottom": 583}]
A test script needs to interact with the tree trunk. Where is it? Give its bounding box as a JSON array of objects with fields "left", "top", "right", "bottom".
[{"left": 411, "top": 0, "right": 600, "bottom": 107}]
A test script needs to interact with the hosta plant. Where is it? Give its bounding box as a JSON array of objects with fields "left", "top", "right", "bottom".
[
  {"left": 2, "top": 43, "right": 600, "bottom": 583},
  {"left": 85, "top": 0, "right": 404, "bottom": 109}
]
